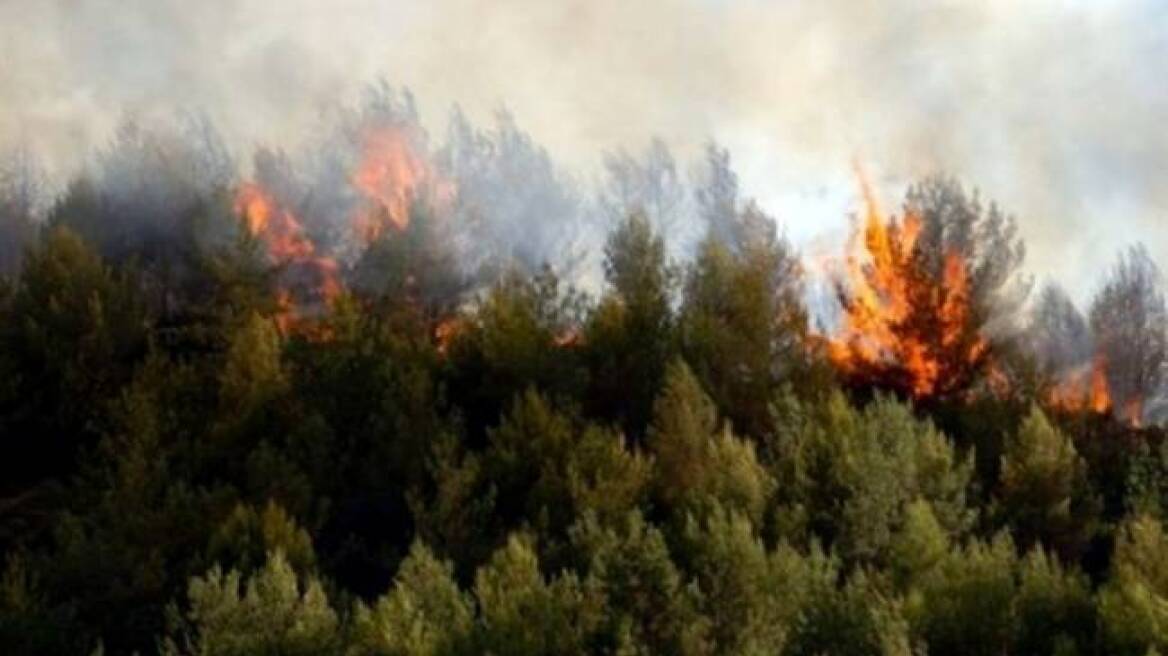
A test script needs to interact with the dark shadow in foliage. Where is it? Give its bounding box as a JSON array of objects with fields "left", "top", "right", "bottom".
[
  {"left": 282, "top": 298, "right": 453, "bottom": 598},
  {"left": 444, "top": 266, "right": 588, "bottom": 448},
  {"left": 0, "top": 227, "right": 148, "bottom": 496},
  {"left": 583, "top": 211, "right": 678, "bottom": 440}
]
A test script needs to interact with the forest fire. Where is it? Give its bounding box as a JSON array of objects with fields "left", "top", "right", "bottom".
[
  {"left": 233, "top": 182, "right": 343, "bottom": 331},
  {"left": 233, "top": 126, "right": 457, "bottom": 334},
  {"left": 826, "top": 175, "right": 1148, "bottom": 426},
  {"left": 828, "top": 172, "right": 989, "bottom": 399},
  {"left": 351, "top": 126, "right": 454, "bottom": 243},
  {"left": 1047, "top": 356, "right": 1112, "bottom": 416},
  {"left": 1046, "top": 355, "right": 1146, "bottom": 426}
]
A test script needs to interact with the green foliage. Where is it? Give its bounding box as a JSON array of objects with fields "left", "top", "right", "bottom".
[
  {"left": 678, "top": 233, "right": 809, "bottom": 438},
  {"left": 446, "top": 266, "right": 588, "bottom": 441},
  {"left": 908, "top": 533, "right": 1018, "bottom": 656},
  {"left": 568, "top": 511, "right": 712, "bottom": 655},
  {"left": 281, "top": 297, "right": 453, "bottom": 595},
  {"left": 1014, "top": 548, "right": 1095, "bottom": 656},
  {"left": 602, "top": 212, "right": 674, "bottom": 322},
  {"left": 408, "top": 435, "right": 499, "bottom": 572},
  {"left": 207, "top": 501, "right": 317, "bottom": 577},
  {"left": 0, "top": 552, "right": 85, "bottom": 655},
  {"left": 0, "top": 227, "right": 147, "bottom": 490},
  {"left": 678, "top": 507, "right": 788, "bottom": 653},
  {"left": 770, "top": 391, "right": 973, "bottom": 564},
  {"left": 1, "top": 185, "right": 1165, "bottom": 655},
  {"left": 648, "top": 361, "right": 774, "bottom": 525},
  {"left": 1099, "top": 515, "right": 1168, "bottom": 655},
  {"left": 412, "top": 389, "right": 651, "bottom": 567},
  {"left": 1126, "top": 438, "right": 1168, "bottom": 517},
  {"left": 218, "top": 313, "right": 288, "bottom": 413},
  {"left": 584, "top": 212, "right": 677, "bottom": 437},
  {"left": 473, "top": 535, "right": 604, "bottom": 655},
  {"left": 785, "top": 569, "right": 914, "bottom": 656},
  {"left": 351, "top": 541, "right": 473, "bottom": 656},
  {"left": 162, "top": 550, "right": 341, "bottom": 656},
  {"left": 995, "top": 406, "right": 1098, "bottom": 559},
  {"left": 681, "top": 153, "right": 816, "bottom": 435},
  {"left": 888, "top": 499, "right": 949, "bottom": 590},
  {"left": 486, "top": 389, "right": 650, "bottom": 533},
  {"left": 43, "top": 353, "right": 231, "bottom": 653}
]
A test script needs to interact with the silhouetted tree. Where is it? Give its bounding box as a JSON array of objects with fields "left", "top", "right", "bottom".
[
  {"left": 599, "top": 138, "right": 687, "bottom": 240},
  {"left": 681, "top": 151, "right": 810, "bottom": 436},
  {"left": 584, "top": 212, "right": 677, "bottom": 437},
  {"left": 1027, "top": 282, "right": 1093, "bottom": 376},
  {"left": 1090, "top": 244, "right": 1168, "bottom": 424},
  {"left": 0, "top": 228, "right": 147, "bottom": 493},
  {"left": 0, "top": 146, "right": 46, "bottom": 276}
]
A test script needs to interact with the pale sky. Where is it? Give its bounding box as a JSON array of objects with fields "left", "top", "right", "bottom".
[{"left": 1, "top": 0, "right": 1165, "bottom": 303}]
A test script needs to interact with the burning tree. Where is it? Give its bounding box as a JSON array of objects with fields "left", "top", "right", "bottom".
[
  {"left": 234, "top": 148, "right": 343, "bottom": 333},
  {"left": 1027, "top": 283, "right": 1093, "bottom": 377},
  {"left": 231, "top": 86, "right": 465, "bottom": 334},
  {"left": 1088, "top": 245, "right": 1167, "bottom": 425},
  {"left": 1040, "top": 245, "right": 1168, "bottom": 426},
  {"left": 830, "top": 174, "right": 1028, "bottom": 400}
]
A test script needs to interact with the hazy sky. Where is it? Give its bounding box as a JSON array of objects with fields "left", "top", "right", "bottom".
[{"left": 1, "top": 0, "right": 1165, "bottom": 301}]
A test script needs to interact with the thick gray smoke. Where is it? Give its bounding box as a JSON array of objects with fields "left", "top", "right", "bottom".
[{"left": 0, "top": 0, "right": 1165, "bottom": 299}]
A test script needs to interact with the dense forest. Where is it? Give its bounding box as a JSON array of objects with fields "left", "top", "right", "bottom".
[{"left": 1, "top": 87, "right": 1168, "bottom": 655}]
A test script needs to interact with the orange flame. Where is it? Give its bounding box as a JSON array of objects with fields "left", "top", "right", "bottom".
[
  {"left": 829, "top": 169, "right": 988, "bottom": 398},
  {"left": 434, "top": 316, "right": 464, "bottom": 355},
  {"left": 233, "top": 128, "right": 453, "bottom": 334},
  {"left": 1047, "top": 355, "right": 1112, "bottom": 416},
  {"left": 1124, "top": 398, "right": 1145, "bottom": 428},
  {"left": 234, "top": 182, "right": 342, "bottom": 332},
  {"left": 1046, "top": 354, "right": 1144, "bottom": 426},
  {"left": 351, "top": 127, "right": 455, "bottom": 243},
  {"left": 555, "top": 328, "right": 583, "bottom": 349},
  {"left": 235, "top": 182, "right": 316, "bottom": 261}
]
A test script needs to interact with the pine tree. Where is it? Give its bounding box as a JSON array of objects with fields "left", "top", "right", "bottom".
[
  {"left": 351, "top": 541, "right": 474, "bottom": 656},
  {"left": 995, "top": 406, "right": 1097, "bottom": 559},
  {"left": 1099, "top": 515, "right": 1168, "bottom": 655},
  {"left": 568, "top": 511, "right": 712, "bottom": 655},
  {"left": 473, "top": 535, "right": 603, "bottom": 655},
  {"left": 162, "top": 550, "right": 341, "bottom": 656},
  {"left": 584, "top": 211, "right": 677, "bottom": 438},
  {"left": 648, "top": 361, "right": 774, "bottom": 525}
]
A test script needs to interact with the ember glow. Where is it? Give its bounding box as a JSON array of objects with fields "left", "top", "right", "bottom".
[
  {"left": 828, "top": 172, "right": 988, "bottom": 399},
  {"left": 434, "top": 316, "right": 464, "bottom": 355}
]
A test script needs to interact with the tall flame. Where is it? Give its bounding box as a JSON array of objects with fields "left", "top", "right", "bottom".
[
  {"left": 235, "top": 182, "right": 329, "bottom": 262},
  {"left": 828, "top": 169, "right": 988, "bottom": 398},
  {"left": 234, "top": 127, "right": 457, "bottom": 337},
  {"left": 351, "top": 127, "right": 454, "bottom": 243},
  {"left": 234, "top": 182, "right": 342, "bottom": 332}
]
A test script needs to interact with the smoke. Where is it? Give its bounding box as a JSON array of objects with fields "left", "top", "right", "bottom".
[{"left": 0, "top": 0, "right": 1165, "bottom": 297}]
